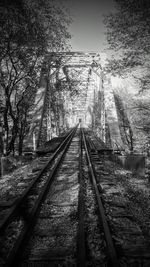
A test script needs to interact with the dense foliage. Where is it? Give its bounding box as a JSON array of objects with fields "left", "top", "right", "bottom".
[
  {"left": 104, "top": 0, "right": 150, "bottom": 153},
  {"left": 0, "top": 0, "right": 71, "bottom": 155},
  {"left": 104, "top": 0, "right": 150, "bottom": 77}
]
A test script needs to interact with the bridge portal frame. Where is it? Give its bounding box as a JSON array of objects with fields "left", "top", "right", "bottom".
[{"left": 37, "top": 51, "right": 106, "bottom": 147}]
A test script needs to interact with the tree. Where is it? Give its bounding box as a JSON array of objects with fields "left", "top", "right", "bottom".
[
  {"left": 131, "top": 98, "right": 150, "bottom": 151},
  {"left": 104, "top": 0, "right": 150, "bottom": 78},
  {"left": 104, "top": 0, "right": 150, "bottom": 153},
  {"left": 114, "top": 92, "right": 134, "bottom": 152},
  {"left": 0, "top": 0, "right": 71, "bottom": 155}
]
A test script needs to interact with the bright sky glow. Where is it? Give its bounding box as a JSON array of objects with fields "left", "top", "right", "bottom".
[{"left": 66, "top": 0, "right": 115, "bottom": 52}]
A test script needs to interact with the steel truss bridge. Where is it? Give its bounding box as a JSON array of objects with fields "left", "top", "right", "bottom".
[{"left": 29, "top": 51, "right": 129, "bottom": 151}]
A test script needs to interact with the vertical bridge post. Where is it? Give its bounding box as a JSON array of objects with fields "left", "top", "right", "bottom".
[
  {"left": 100, "top": 72, "right": 106, "bottom": 143},
  {"left": 37, "top": 63, "right": 52, "bottom": 147}
]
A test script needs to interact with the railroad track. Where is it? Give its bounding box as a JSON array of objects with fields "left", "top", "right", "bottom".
[
  {"left": 0, "top": 127, "right": 117, "bottom": 267},
  {"left": 0, "top": 127, "right": 77, "bottom": 266},
  {"left": 83, "top": 129, "right": 150, "bottom": 267},
  {"left": 81, "top": 128, "right": 118, "bottom": 267},
  {"left": 1, "top": 127, "right": 150, "bottom": 266},
  {"left": 0, "top": 128, "right": 77, "bottom": 231}
]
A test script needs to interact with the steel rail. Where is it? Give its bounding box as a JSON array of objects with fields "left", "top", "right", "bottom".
[
  {"left": 5, "top": 126, "right": 78, "bottom": 267},
  {"left": 82, "top": 128, "right": 119, "bottom": 267},
  {"left": 77, "top": 128, "right": 86, "bottom": 267},
  {"left": 0, "top": 126, "right": 78, "bottom": 233}
]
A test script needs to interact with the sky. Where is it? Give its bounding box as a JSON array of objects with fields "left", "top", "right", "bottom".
[
  {"left": 60, "top": 0, "right": 139, "bottom": 94},
  {"left": 65, "top": 0, "right": 115, "bottom": 52}
]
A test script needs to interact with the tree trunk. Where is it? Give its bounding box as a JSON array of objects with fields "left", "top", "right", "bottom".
[
  {"left": 129, "top": 127, "right": 134, "bottom": 153},
  {"left": 18, "top": 121, "right": 26, "bottom": 156},
  {"left": 7, "top": 121, "right": 18, "bottom": 155},
  {"left": 3, "top": 107, "right": 9, "bottom": 150},
  {"left": 18, "top": 135, "right": 23, "bottom": 156}
]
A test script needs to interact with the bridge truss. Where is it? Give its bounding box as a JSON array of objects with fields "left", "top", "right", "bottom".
[{"left": 34, "top": 51, "right": 107, "bottom": 147}]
